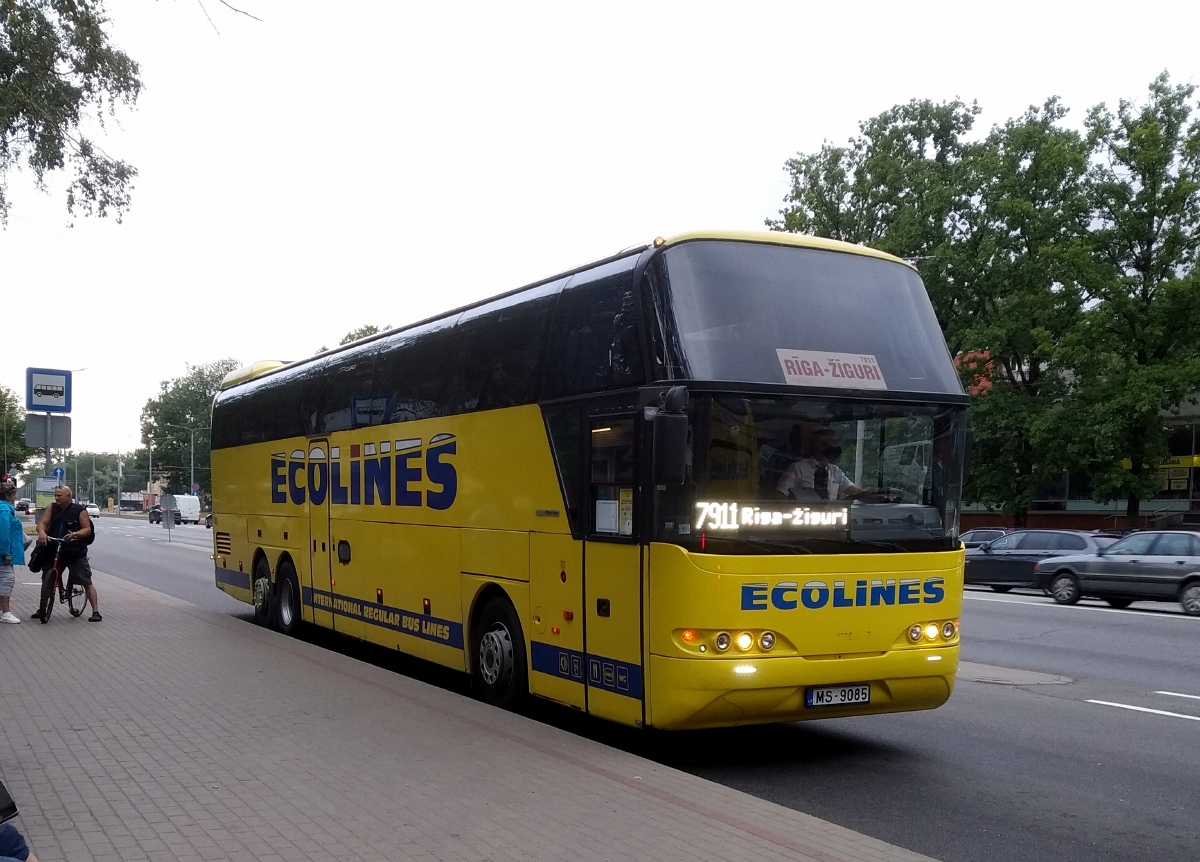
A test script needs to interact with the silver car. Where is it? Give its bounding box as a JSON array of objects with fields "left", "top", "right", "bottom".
[{"left": 1033, "top": 530, "right": 1200, "bottom": 615}]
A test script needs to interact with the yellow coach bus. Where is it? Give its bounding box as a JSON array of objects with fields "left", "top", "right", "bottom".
[{"left": 210, "top": 230, "right": 968, "bottom": 729}]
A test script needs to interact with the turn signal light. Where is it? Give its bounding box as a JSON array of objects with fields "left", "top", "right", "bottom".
[{"left": 681, "top": 629, "right": 698, "bottom": 644}]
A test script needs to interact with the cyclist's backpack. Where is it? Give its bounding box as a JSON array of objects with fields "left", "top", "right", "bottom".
[{"left": 62, "top": 502, "right": 96, "bottom": 546}]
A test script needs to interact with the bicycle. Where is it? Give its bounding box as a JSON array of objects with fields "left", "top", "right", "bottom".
[{"left": 38, "top": 535, "right": 89, "bottom": 622}]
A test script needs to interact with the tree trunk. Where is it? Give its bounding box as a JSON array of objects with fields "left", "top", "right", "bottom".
[
  {"left": 1013, "top": 509, "right": 1028, "bottom": 528},
  {"left": 1125, "top": 492, "right": 1141, "bottom": 530}
]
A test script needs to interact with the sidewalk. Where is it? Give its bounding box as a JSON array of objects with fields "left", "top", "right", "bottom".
[{"left": 1, "top": 572, "right": 938, "bottom": 862}]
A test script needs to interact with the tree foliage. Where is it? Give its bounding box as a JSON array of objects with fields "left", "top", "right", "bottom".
[
  {"left": 138, "top": 359, "right": 240, "bottom": 495},
  {"left": 1046, "top": 73, "right": 1200, "bottom": 524},
  {"left": 317, "top": 324, "right": 388, "bottom": 353},
  {"left": 1, "top": 384, "right": 40, "bottom": 476},
  {"left": 772, "top": 74, "right": 1200, "bottom": 525},
  {"left": 0, "top": 0, "right": 141, "bottom": 224}
]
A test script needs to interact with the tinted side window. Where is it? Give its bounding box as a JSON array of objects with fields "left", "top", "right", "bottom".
[
  {"left": 989, "top": 533, "right": 1022, "bottom": 550},
  {"left": 1153, "top": 533, "right": 1198, "bottom": 556},
  {"left": 1019, "top": 533, "right": 1054, "bottom": 551},
  {"left": 542, "top": 404, "right": 582, "bottom": 535},
  {"left": 1056, "top": 533, "right": 1087, "bottom": 551},
  {"left": 543, "top": 256, "right": 644, "bottom": 398},
  {"left": 456, "top": 280, "right": 562, "bottom": 410},
  {"left": 374, "top": 317, "right": 464, "bottom": 422},
  {"left": 1107, "top": 533, "right": 1158, "bottom": 555},
  {"left": 311, "top": 339, "right": 386, "bottom": 434},
  {"left": 213, "top": 366, "right": 312, "bottom": 448}
]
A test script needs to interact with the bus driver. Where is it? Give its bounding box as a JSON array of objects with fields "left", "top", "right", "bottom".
[{"left": 776, "top": 427, "right": 894, "bottom": 503}]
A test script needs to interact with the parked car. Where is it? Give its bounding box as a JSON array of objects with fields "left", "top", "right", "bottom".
[
  {"left": 15, "top": 498, "right": 32, "bottom": 513},
  {"left": 148, "top": 504, "right": 181, "bottom": 525},
  {"left": 1034, "top": 530, "right": 1200, "bottom": 615},
  {"left": 960, "top": 527, "right": 1015, "bottom": 549},
  {"left": 965, "top": 529, "right": 1120, "bottom": 592},
  {"left": 85, "top": 503, "right": 100, "bottom": 518}
]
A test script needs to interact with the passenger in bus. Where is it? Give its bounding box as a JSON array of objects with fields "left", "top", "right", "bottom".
[{"left": 776, "top": 427, "right": 895, "bottom": 503}]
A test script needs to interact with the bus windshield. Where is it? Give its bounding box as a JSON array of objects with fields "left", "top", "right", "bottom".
[
  {"left": 654, "top": 394, "right": 966, "bottom": 554},
  {"left": 651, "top": 240, "right": 964, "bottom": 396}
]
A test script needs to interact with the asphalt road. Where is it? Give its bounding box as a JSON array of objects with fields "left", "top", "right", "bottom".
[{"left": 52, "top": 520, "right": 1200, "bottom": 862}]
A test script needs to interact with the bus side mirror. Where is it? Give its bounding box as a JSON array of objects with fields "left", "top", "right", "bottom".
[{"left": 653, "top": 386, "right": 689, "bottom": 486}]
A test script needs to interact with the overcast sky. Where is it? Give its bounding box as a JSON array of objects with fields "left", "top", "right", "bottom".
[{"left": 2, "top": 0, "right": 1198, "bottom": 457}]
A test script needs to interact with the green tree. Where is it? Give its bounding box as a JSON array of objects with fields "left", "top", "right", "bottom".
[
  {"left": 1047, "top": 73, "right": 1200, "bottom": 527},
  {"left": 1, "top": 384, "right": 40, "bottom": 476},
  {"left": 317, "top": 324, "right": 388, "bottom": 353},
  {"left": 139, "top": 359, "right": 240, "bottom": 496},
  {"left": 769, "top": 98, "right": 981, "bottom": 351},
  {"left": 0, "top": 0, "right": 142, "bottom": 224},
  {"left": 955, "top": 99, "right": 1092, "bottom": 524}
]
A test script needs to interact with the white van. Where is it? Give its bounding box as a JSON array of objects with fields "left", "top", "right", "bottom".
[{"left": 174, "top": 494, "right": 201, "bottom": 524}]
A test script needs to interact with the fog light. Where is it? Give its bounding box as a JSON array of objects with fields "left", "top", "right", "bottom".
[
  {"left": 735, "top": 632, "right": 754, "bottom": 651},
  {"left": 908, "top": 624, "right": 923, "bottom": 643},
  {"left": 924, "top": 623, "right": 939, "bottom": 641},
  {"left": 942, "top": 621, "right": 956, "bottom": 639},
  {"left": 715, "top": 632, "right": 731, "bottom": 651},
  {"left": 760, "top": 631, "right": 775, "bottom": 650}
]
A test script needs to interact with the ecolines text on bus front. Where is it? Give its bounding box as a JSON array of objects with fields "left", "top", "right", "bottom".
[
  {"left": 270, "top": 433, "right": 457, "bottom": 510},
  {"left": 741, "top": 577, "right": 945, "bottom": 611}
]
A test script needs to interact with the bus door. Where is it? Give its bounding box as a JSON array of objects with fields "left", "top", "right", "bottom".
[
  {"left": 306, "top": 440, "right": 334, "bottom": 629},
  {"left": 584, "top": 414, "right": 644, "bottom": 726}
]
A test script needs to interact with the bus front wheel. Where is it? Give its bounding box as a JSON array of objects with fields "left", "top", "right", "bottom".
[{"left": 473, "top": 597, "right": 527, "bottom": 710}]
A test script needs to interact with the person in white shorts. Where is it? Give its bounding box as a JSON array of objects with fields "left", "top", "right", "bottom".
[{"left": 0, "top": 478, "right": 26, "bottom": 623}]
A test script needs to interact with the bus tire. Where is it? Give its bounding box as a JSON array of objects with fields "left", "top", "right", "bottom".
[
  {"left": 252, "top": 557, "right": 272, "bottom": 627},
  {"left": 473, "top": 596, "right": 527, "bottom": 710},
  {"left": 274, "top": 561, "right": 302, "bottom": 636}
]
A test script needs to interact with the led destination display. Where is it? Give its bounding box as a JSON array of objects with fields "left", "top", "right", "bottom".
[{"left": 694, "top": 501, "right": 850, "bottom": 532}]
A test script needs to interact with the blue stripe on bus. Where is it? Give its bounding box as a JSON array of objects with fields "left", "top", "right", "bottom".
[
  {"left": 216, "top": 567, "right": 251, "bottom": 591},
  {"left": 530, "top": 641, "right": 643, "bottom": 700},
  {"left": 302, "top": 587, "right": 464, "bottom": 649}
]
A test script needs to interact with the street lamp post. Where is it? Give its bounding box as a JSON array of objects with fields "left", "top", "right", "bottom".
[{"left": 160, "top": 424, "right": 211, "bottom": 495}]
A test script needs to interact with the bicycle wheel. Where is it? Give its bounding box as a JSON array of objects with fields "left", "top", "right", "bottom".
[
  {"left": 68, "top": 582, "right": 88, "bottom": 617},
  {"left": 41, "top": 586, "right": 55, "bottom": 622}
]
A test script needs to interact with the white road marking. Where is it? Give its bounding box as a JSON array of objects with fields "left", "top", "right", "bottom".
[
  {"left": 1087, "top": 700, "right": 1200, "bottom": 722},
  {"left": 964, "top": 592, "right": 1197, "bottom": 621},
  {"left": 1156, "top": 691, "right": 1200, "bottom": 701}
]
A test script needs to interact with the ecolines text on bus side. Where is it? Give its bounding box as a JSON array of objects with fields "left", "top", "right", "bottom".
[{"left": 270, "top": 433, "right": 457, "bottom": 510}]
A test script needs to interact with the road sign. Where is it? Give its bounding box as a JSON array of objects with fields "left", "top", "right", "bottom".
[
  {"left": 53, "top": 467, "right": 65, "bottom": 480},
  {"left": 24, "top": 415, "right": 72, "bottom": 448},
  {"left": 35, "top": 477, "right": 58, "bottom": 493},
  {"left": 161, "top": 493, "right": 175, "bottom": 531},
  {"left": 26, "top": 367, "right": 72, "bottom": 413}
]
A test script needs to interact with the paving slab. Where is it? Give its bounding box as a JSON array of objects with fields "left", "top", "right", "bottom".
[{"left": 1, "top": 570, "right": 939, "bottom": 862}]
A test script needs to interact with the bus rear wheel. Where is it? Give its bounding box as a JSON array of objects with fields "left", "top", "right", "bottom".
[
  {"left": 274, "top": 561, "right": 302, "bottom": 636},
  {"left": 473, "top": 596, "right": 527, "bottom": 710},
  {"left": 252, "top": 558, "right": 272, "bottom": 627}
]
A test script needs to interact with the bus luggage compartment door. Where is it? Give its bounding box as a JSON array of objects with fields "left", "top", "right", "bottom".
[
  {"left": 584, "top": 542, "right": 643, "bottom": 725},
  {"left": 527, "top": 534, "right": 585, "bottom": 710}
]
